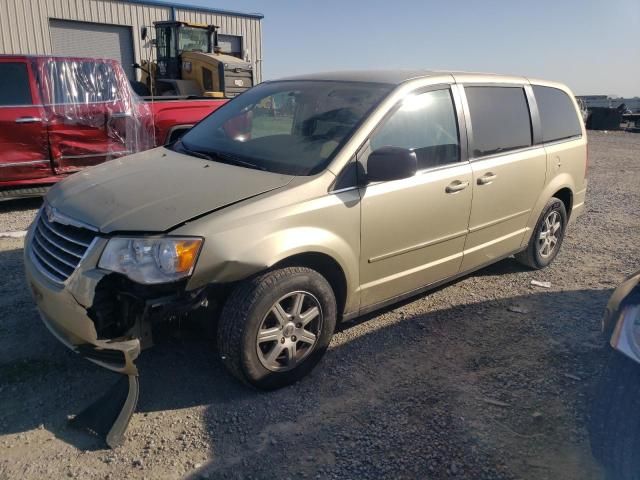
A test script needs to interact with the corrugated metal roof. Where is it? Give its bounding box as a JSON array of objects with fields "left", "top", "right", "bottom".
[{"left": 121, "top": 0, "right": 264, "bottom": 19}]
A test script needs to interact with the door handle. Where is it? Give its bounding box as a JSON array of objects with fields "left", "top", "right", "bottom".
[
  {"left": 477, "top": 172, "right": 497, "bottom": 185},
  {"left": 445, "top": 180, "right": 469, "bottom": 193},
  {"left": 15, "top": 116, "right": 42, "bottom": 124}
]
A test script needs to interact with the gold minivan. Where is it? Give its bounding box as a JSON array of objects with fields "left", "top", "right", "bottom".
[{"left": 25, "top": 71, "right": 586, "bottom": 440}]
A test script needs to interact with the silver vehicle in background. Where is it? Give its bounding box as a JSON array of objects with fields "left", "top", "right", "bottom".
[{"left": 590, "top": 271, "right": 640, "bottom": 480}]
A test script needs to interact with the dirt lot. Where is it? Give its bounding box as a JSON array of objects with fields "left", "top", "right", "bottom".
[{"left": 1, "top": 131, "right": 638, "bottom": 480}]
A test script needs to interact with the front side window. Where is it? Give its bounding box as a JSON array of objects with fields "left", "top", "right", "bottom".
[
  {"left": 46, "top": 61, "right": 118, "bottom": 104},
  {"left": 178, "top": 80, "right": 392, "bottom": 175},
  {"left": 465, "top": 86, "right": 532, "bottom": 157},
  {"left": 0, "top": 63, "right": 32, "bottom": 106},
  {"left": 370, "top": 89, "right": 460, "bottom": 169},
  {"left": 533, "top": 85, "right": 582, "bottom": 142}
]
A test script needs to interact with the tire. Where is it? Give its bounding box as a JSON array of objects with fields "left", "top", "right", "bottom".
[
  {"left": 589, "top": 349, "right": 640, "bottom": 480},
  {"left": 217, "top": 267, "right": 337, "bottom": 390},
  {"left": 515, "top": 197, "right": 567, "bottom": 269}
]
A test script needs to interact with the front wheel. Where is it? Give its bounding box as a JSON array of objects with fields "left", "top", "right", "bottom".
[
  {"left": 217, "top": 267, "right": 337, "bottom": 390},
  {"left": 515, "top": 197, "right": 567, "bottom": 269}
]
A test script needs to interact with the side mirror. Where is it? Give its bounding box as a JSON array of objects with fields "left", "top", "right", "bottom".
[
  {"left": 366, "top": 146, "right": 417, "bottom": 182},
  {"left": 141, "top": 26, "right": 148, "bottom": 41}
]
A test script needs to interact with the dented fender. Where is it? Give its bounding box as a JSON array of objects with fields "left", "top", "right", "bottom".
[{"left": 177, "top": 177, "right": 362, "bottom": 314}]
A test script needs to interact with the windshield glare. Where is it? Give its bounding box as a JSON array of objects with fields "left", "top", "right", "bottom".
[{"left": 179, "top": 80, "right": 392, "bottom": 175}]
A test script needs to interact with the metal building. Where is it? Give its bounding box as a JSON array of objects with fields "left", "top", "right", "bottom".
[{"left": 0, "top": 0, "right": 264, "bottom": 82}]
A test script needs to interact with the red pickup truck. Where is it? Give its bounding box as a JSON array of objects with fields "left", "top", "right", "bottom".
[{"left": 0, "top": 55, "right": 226, "bottom": 197}]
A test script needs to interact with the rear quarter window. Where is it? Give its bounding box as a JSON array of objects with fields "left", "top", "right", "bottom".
[
  {"left": 533, "top": 85, "right": 582, "bottom": 142},
  {"left": 0, "top": 63, "right": 32, "bottom": 106},
  {"left": 465, "top": 86, "right": 532, "bottom": 157}
]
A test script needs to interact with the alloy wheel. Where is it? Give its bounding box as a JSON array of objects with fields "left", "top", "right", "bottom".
[
  {"left": 538, "top": 210, "right": 562, "bottom": 258},
  {"left": 256, "top": 291, "right": 323, "bottom": 372}
]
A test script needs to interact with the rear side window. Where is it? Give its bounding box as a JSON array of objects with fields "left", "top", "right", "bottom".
[
  {"left": 0, "top": 63, "right": 33, "bottom": 106},
  {"left": 533, "top": 85, "right": 582, "bottom": 142},
  {"left": 370, "top": 89, "right": 460, "bottom": 169},
  {"left": 465, "top": 86, "right": 532, "bottom": 157}
]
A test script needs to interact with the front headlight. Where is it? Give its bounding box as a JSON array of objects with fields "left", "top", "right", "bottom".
[{"left": 98, "top": 237, "right": 203, "bottom": 284}]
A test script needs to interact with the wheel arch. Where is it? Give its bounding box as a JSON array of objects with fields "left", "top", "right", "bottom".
[
  {"left": 521, "top": 175, "right": 575, "bottom": 248},
  {"left": 164, "top": 124, "right": 194, "bottom": 145},
  {"left": 272, "top": 251, "right": 349, "bottom": 320},
  {"left": 553, "top": 187, "right": 573, "bottom": 219}
]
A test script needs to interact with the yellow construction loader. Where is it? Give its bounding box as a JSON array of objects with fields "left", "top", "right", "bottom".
[{"left": 136, "top": 21, "right": 254, "bottom": 98}]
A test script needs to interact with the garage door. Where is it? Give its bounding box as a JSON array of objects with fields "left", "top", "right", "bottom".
[{"left": 49, "top": 19, "right": 135, "bottom": 79}]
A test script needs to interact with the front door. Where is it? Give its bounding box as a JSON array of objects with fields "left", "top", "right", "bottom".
[
  {"left": 0, "top": 59, "right": 50, "bottom": 185},
  {"left": 37, "top": 59, "right": 137, "bottom": 174},
  {"left": 358, "top": 86, "right": 472, "bottom": 309}
]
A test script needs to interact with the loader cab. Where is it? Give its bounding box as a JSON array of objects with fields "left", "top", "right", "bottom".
[
  {"left": 142, "top": 20, "right": 254, "bottom": 98},
  {"left": 154, "top": 21, "right": 217, "bottom": 80}
]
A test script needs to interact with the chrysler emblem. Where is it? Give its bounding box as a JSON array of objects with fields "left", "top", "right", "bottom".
[
  {"left": 42, "top": 203, "right": 98, "bottom": 232},
  {"left": 45, "top": 204, "right": 57, "bottom": 223}
]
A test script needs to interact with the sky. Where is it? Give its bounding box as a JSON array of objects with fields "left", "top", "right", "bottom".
[{"left": 175, "top": 0, "right": 640, "bottom": 97}]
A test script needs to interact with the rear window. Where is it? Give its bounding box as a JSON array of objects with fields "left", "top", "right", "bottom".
[
  {"left": 533, "top": 85, "right": 582, "bottom": 142},
  {"left": 465, "top": 86, "right": 532, "bottom": 157},
  {"left": 0, "top": 63, "right": 32, "bottom": 106}
]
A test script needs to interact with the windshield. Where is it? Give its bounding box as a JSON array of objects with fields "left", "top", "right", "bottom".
[
  {"left": 178, "top": 26, "right": 210, "bottom": 53},
  {"left": 177, "top": 80, "right": 393, "bottom": 175}
]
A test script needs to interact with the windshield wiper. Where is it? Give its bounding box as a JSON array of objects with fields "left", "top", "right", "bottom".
[
  {"left": 174, "top": 140, "right": 215, "bottom": 161},
  {"left": 175, "top": 141, "right": 266, "bottom": 171},
  {"left": 206, "top": 150, "right": 267, "bottom": 171}
]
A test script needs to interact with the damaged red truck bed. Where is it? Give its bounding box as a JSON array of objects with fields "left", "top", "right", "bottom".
[{"left": 0, "top": 55, "right": 226, "bottom": 196}]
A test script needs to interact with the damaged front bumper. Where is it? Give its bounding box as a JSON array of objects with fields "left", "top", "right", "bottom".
[
  {"left": 23, "top": 218, "right": 206, "bottom": 447},
  {"left": 24, "top": 228, "right": 143, "bottom": 375}
]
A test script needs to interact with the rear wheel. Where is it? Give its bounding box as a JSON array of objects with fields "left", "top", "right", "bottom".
[
  {"left": 515, "top": 197, "right": 567, "bottom": 269},
  {"left": 217, "top": 267, "right": 336, "bottom": 390}
]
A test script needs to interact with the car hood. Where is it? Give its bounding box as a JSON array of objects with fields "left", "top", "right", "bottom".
[{"left": 46, "top": 147, "right": 294, "bottom": 233}]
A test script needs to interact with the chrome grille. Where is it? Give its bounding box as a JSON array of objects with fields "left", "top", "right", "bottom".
[{"left": 30, "top": 213, "right": 96, "bottom": 284}]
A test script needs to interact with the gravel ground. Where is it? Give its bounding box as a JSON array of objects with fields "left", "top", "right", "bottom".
[
  {"left": 0, "top": 197, "right": 41, "bottom": 233},
  {"left": 1, "top": 131, "right": 639, "bottom": 480}
]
